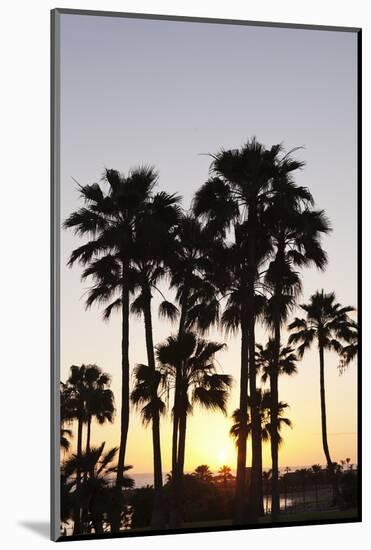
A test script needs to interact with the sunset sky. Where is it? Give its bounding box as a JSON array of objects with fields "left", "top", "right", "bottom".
[{"left": 59, "top": 13, "right": 358, "bottom": 476}]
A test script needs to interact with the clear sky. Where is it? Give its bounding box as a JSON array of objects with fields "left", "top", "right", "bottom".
[{"left": 59, "top": 13, "right": 358, "bottom": 477}]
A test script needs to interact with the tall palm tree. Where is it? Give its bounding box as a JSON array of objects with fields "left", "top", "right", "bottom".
[
  {"left": 288, "top": 290, "right": 357, "bottom": 502},
  {"left": 127, "top": 189, "right": 181, "bottom": 528},
  {"left": 64, "top": 166, "right": 161, "bottom": 501},
  {"left": 130, "top": 361, "right": 168, "bottom": 528},
  {"left": 64, "top": 166, "right": 176, "bottom": 528},
  {"left": 260, "top": 155, "right": 331, "bottom": 519},
  {"left": 156, "top": 331, "right": 232, "bottom": 526},
  {"left": 193, "top": 138, "right": 294, "bottom": 521}
]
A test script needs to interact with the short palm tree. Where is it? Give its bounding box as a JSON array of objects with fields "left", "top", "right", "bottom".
[
  {"left": 256, "top": 340, "right": 298, "bottom": 384},
  {"left": 193, "top": 465, "right": 213, "bottom": 482},
  {"left": 230, "top": 389, "right": 291, "bottom": 516},
  {"left": 164, "top": 215, "right": 222, "bottom": 526},
  {"left": 83, "top": 366, "right": 115, "bottom": 455},
  {"left": 62, "top": 364, "right": 113, "bottom": 533},
  {"left": 156, "top": 331, "right": 232, "bottom": 526},
  {"left": 288, "top": 290, "right": 357, "bottom": 502},
  {"left": 62, "top": 443, "right": 134, "bottom": 534},
  {"left": 216, "top": 465, "right": 234, "bottom": 487},
  {"left": 230, "top": 390, "right": 292, "bottom": 449}
]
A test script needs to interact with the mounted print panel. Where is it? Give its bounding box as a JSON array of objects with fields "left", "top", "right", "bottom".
[{"left": 51, "top": 8, "right": 361, "bottom": 542}]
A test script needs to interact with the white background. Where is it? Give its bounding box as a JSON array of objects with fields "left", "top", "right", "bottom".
[{"left": 0, "top": 0, "right": 368, "bottom": 548}]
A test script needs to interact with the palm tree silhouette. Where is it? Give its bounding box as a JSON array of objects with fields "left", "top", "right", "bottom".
[
  {"left": 128, "top": 187, "right": 181, "bottom": 527},
  {"left": 260, "top": 154, "right": 330, "bottom": 519},
  {"left": 256, "top": 339, "right": 298, "bottom": 516},
  {"left": 216, "top": 465, "right": 234, "bottom": 487},
  {"left": 83, "top": 366, "right": 115, "bottom": 456},
  {"left": 64, "top": 166, "right": 162, "bottom": 502},
  {"left": 62, "top": 443, "right": 134, "bottom": 534},
  {"left": 62, "top": 364, "right": 114, "bottom": 533},
  {"left": 193, "top": 465, "right": 213, "bottom": 482},
  {"left": 230, "top": 389, "right": 291, "bottom": 516},
  {"left": 230, "top": 389, "right": 292, "bottom": 450},
  {"left": 193, "top": 138, "right": 296, "bottom": 522},
  {"left": 257, "top": 340, "right": 298, "bottom": 383},
  {"left": 288, "top": 290, "right": 357, "bottom": 503},
  {"left": 156, "top": 331, "right": 232, "bottom": 526},
  {"left": 164, "top": 215, "right": 222, "bottom": 526}
]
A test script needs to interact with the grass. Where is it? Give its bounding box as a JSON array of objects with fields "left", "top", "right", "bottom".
[{"left": 182, "top": 508, "right": 358, "bottom": 529}]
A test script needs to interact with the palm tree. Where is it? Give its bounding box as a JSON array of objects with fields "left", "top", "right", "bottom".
[
  {"left": 230, "top": 390, "right": 291, "bottom": 516},
  {"left": 61, "top": 364, "right": 114, "bottom": 533},
  {"left": 262, "top": 469, "right": 272, "bottom": 514},
  {"left": 164, "top": 215, "right": 222, "bottom": 526},
  {"left": 193, "top": 138, "right": 296, "bottom": 522},
  {"left": 130, "top": 362, "right": 168, "bottom": 528},
  {"left": 193, "top": 465, "right": 213, "bottom": 482},
  {"left": 62, "top": 443, "right": 134, "bottom": 534},
  {"left": 64, "top": 165, "right": 162, "bottom": 500},
  {"left": 257, "top": 340, "right": 298, "bottom": 383},
  {"left": 156, "top": 331, "right": 232, "bottom": 526},
  {"left": 288, "top": 290, "right": 357, "bottom": 503},
  {"left": 60, "top": 381, "right": 74, "bottom": 454},
  {"left": 230, "top": 390, "right": 292, "bottom": 450},
  {"left": 83, "top": 366, "right": 115, "bottom": 455},
  {"left": 256, "top": 339, "right": 298, "bottom": 518},
  {"left": 216, "top": 465, "right": 234, "bottom": 487},
  {"left": 128, "top": 189, "right": 181, "bottom": 527},
  {"left": 261, "top": 165, "right": 331, "bottom": 519}
]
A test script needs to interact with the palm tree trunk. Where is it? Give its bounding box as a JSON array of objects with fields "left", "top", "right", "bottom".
[
  {"left": 143, "top": 288, "right": 163, "bottom": 490},
  {"left": 113, "top": 266, "right": 130, "bottom": 532},
  {"left": 73, "top": 416, "right": 83, "bottom": 534},
  {"left": 248, "top": 305, "right": 263, "bottom": 520},
  {"left": 270, "top": 314, "right": 281, "bottom": 520},
  {"left": 171, "top": 389, "right": 187, "bottom": 528},
  {"left": 318, "top": 344, "right": 341, "bottom": 504},
  {"left": 234, "top": 304, "right": 249, "bottom": 524},
  {"left": 86, "top": 415, "right": 91, "bottom": 455},
  {"left": 170, "top": 296, "right": 189, "bottom": 528},
  {"left": 246, "top": 203, "right": 263, "bottom": 520},
  {"left": 142, "top": 287, "right": 165, "bottom": 529}
]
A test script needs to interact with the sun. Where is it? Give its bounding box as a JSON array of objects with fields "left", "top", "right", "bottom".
[{"left": 217, "top": 448, "right": 228, "bottom": 465}]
